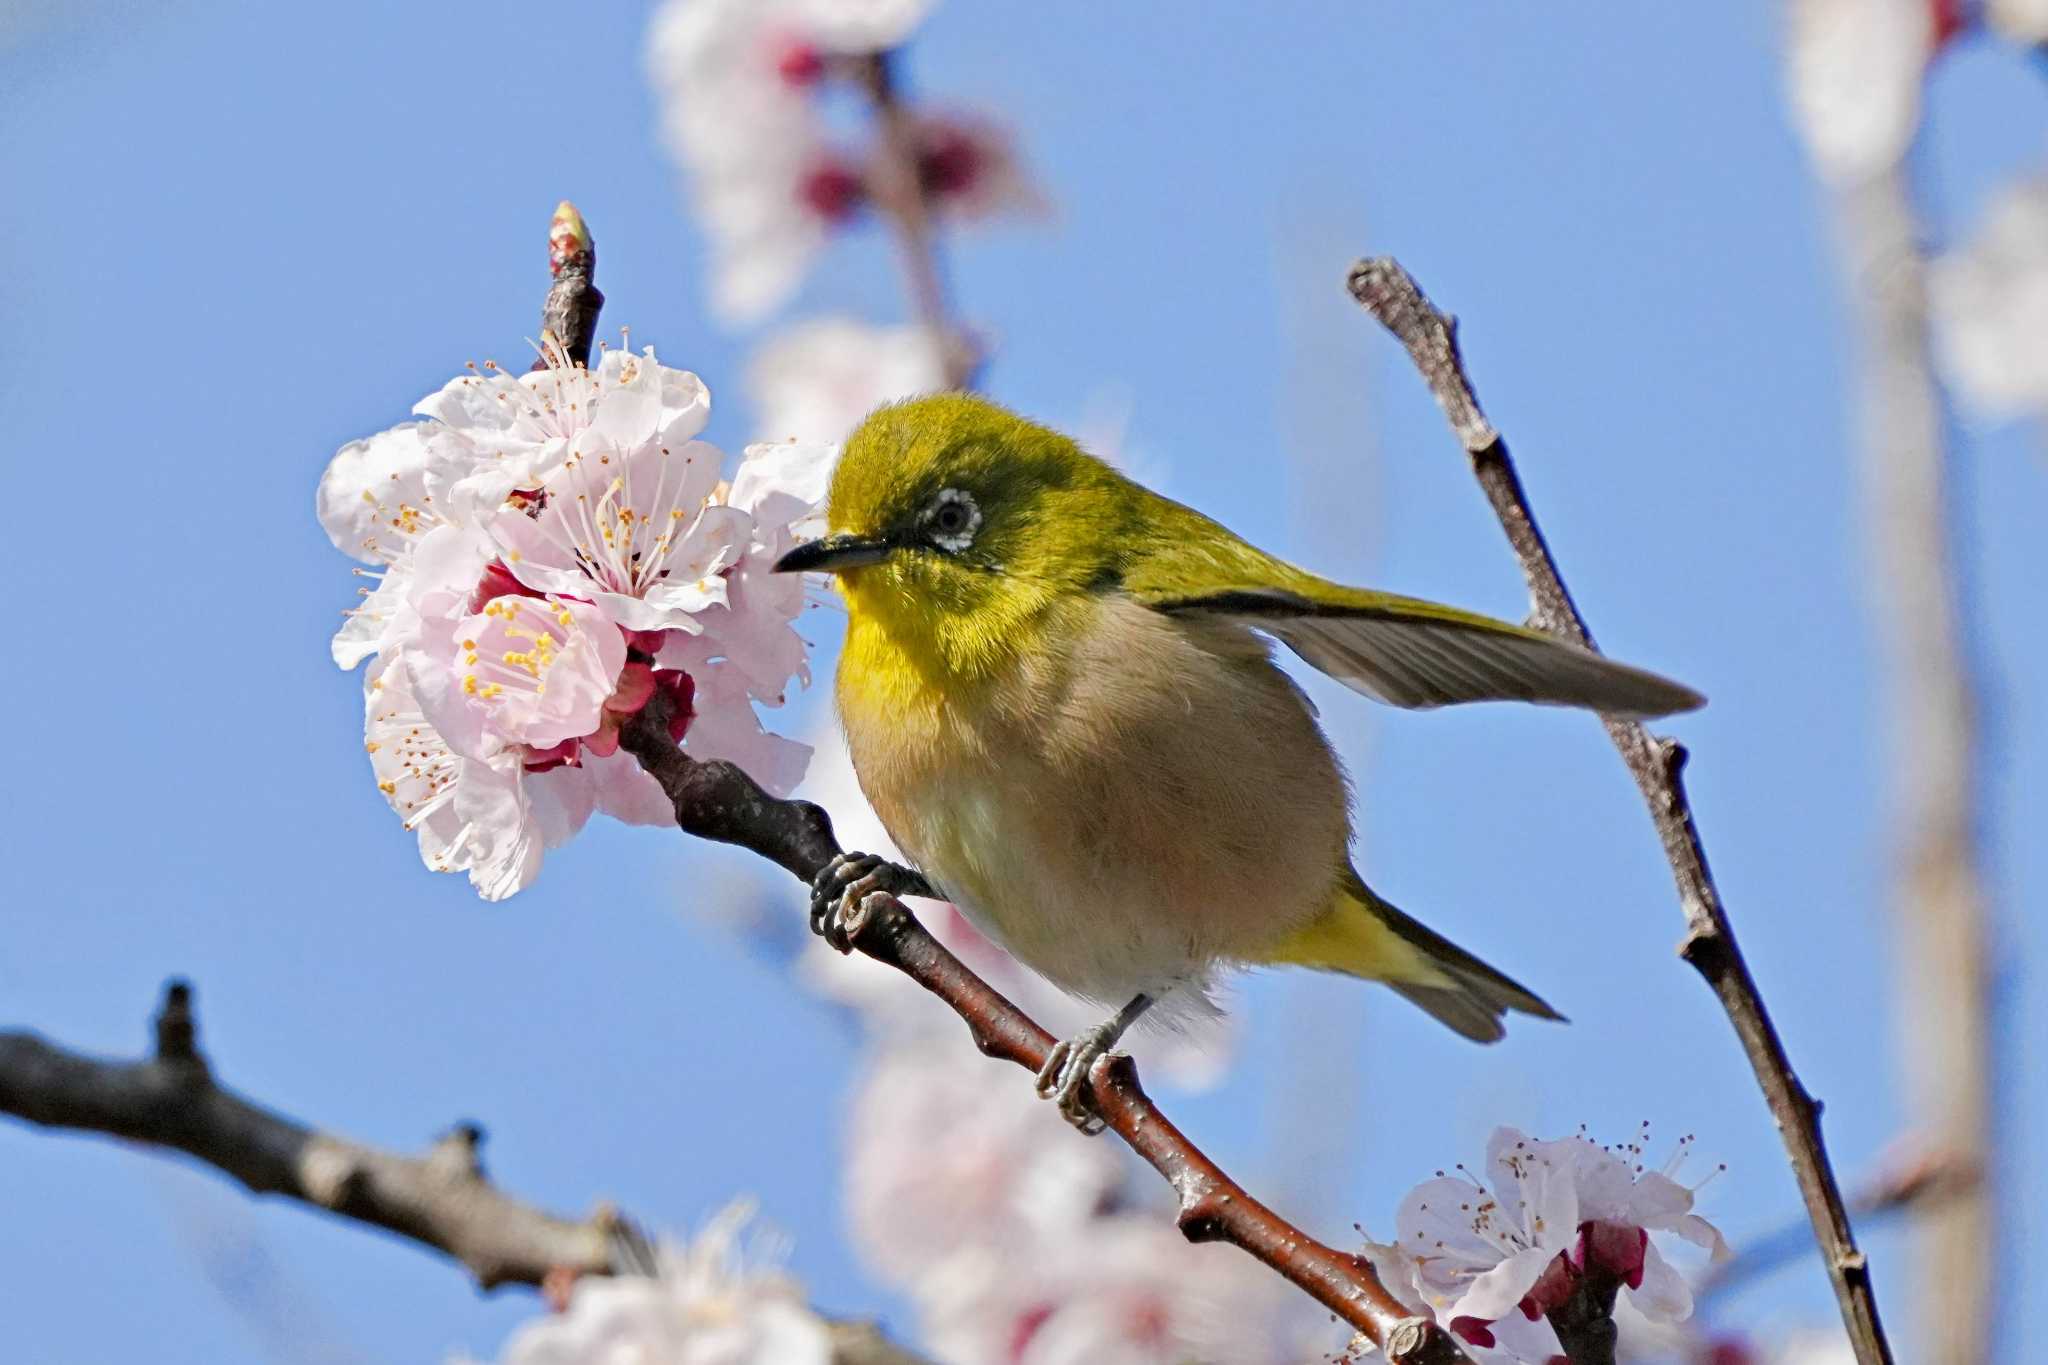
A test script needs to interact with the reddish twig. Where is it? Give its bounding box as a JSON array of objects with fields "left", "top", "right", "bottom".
[
  {"left": 0, "top": 980, "right": 636, "bottom": 1290},
  {"left": 617, "top": 695, "right": 1466, "bottom": 1364},
  {"left": 512, "top": 197, "right": 1468, "bottom": 1361},
  {"left": 1346, "top": 257, "right": 1894, "bottom": 1365}
]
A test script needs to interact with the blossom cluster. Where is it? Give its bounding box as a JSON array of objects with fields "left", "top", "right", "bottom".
[
  {"left": 474, "top": 1203, "right": 835, "bottom": 1365},
  {"left": 1361, "top": 1126, "right": 1727, "bottom": 1364},
  {"left": 646, "top": 0, "right": 1032, "bottom": 324},
  {"left": 1933, "top": 175, "right": 2048, "bottom": 424},
  {"left": 319, "top": 345, "right": 830, "bottom": 900}
]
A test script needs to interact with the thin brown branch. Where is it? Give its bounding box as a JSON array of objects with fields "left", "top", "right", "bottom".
[
  {"left": 616, "top": 695, "right": 1470, "bottom": 1365},
  {"left": 850, "top": 50, "right": 981, "bottom": 389},
  {"left": 1832, "top": 161, "right": 1994, "bottom": 1365},
  {"left": 1346, "top": 257, "right": 1896, "bottom": 1365},
  {"left": 0, "top": 980, "right": 629, "bottom": 1291}
]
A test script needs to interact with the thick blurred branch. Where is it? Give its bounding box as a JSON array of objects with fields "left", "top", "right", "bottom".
[
  {"left": 0, "top": 981, "right": 634, "bottom": 1291},
  {"left": 1346, "top": 258, "right": 1896, "bottom": 1365},
  {"left": 851, "top": 50, "right": 980, "bottom": 389},
  {"left": 1701, "top": 1133, "right": 1981, "bottom": 1303},
  {"left": 1831, "top": 161, "right": 1994, "bottom": 1365},
  {"left": 616, "top": 694, "right": 1468, "bottom": 1365}
]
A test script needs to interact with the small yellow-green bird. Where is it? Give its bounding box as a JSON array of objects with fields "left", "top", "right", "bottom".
[{"left": 775, "top": 394, "right": 1700, "bottom": 1130}]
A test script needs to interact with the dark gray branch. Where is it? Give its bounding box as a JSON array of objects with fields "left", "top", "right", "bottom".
[
  {"left": 1347, "top": 257, "right": 1896, "bottom": 1365},
  {"left": 0, "top": 981, "right": 628, "bottom": 1291},
  {"left": 0, "top": 982, "right": 939, "bottom": 1364}
]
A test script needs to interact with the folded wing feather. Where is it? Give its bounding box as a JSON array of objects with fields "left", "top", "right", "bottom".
[{"left": 1153, "top": 587, "right": 1702, "bottom": 719}]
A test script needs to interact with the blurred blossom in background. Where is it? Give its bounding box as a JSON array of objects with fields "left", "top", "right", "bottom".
[{"left": 2, "top": 1, "right": 2046, "bottom": 1363}]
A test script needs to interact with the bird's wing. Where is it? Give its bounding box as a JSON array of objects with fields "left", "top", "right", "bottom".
[{"left": 1123, "top": 517, "right": 1702, "bottom": 718}]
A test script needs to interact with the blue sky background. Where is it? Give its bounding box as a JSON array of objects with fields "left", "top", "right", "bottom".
[{"left": 2, "top": 3, "right": 2043, "bottom": 1361}]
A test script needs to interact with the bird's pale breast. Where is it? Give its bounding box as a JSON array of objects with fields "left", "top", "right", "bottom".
[{"left": 838, "top": 593, "right": 1352, "bottom": 1005}]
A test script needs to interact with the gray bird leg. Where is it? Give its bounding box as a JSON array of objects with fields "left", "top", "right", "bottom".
[
  {"left": 1036, "top": 992, "right": 1155, "bottom": 1135},
  {"left": 809, "top": 851, "right": 936, "bottom": 952}
]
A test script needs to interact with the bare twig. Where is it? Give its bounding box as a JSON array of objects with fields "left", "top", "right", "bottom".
[
  {"left": 616, "top": 694, "right": 1469, "bottom": 1365},
  {"left": 534, "top": 200, "right": 604, "bottom": 372},
  {"left": 850, "top": 50, "right": 980, "bottom": 389},
  {"left": 1831, "top": 162, "right": 1995, "bottom": 1365},
  {"left": 0, "top": 980, "right": 632, "bottom": 1291},
  {"left": 1346, "top": 258, "right": 1895, "bottom": 1365},
  {"left": 1701, "top": 1135, "right": 1980, "bottom": 1303}
]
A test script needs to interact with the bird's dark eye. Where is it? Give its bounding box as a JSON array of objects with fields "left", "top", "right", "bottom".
[{"left": 924, "top": 488, "right": 982, "bottom": 552}]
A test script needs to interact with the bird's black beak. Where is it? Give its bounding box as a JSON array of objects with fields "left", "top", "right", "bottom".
[{"left": 773, "top": 534, "right": 895, "bottom": 574}]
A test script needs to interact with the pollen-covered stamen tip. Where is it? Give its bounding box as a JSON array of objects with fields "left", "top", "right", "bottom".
[{"left": 462, "top": 597, "right": 579, "bottom": 701}]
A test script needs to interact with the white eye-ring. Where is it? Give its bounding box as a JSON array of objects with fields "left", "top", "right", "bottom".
[{"left": 925, "top": 487, "right": 982, "bottom": 552}]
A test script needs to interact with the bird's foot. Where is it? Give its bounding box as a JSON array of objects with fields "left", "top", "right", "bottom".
[
  {"left": 1034, "top": 1020, "right": 1126, "bottom": 1135},
  {"left": 1034, "top": 993, "right": 1155, "bottom": 1135},
  {"left": 808, "top": 852, "right": 925, "bottom": 953}
]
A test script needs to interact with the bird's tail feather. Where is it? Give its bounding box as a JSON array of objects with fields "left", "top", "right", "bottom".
[{"left": 1254, "top": 873, "right": 1562, "bottom": 1043}]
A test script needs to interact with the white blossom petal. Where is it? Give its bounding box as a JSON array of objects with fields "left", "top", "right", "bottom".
[
  {"left": 1451, "top": 1245, "right": 1555, "bottom": 1324},
  {"left": 1931, "top": 174, "right": 2048, "bottom": 421},
  {"left": 1628, "top": 1241, "right": 1694, "bottom": 1322},
  {"left": 1785, "top": 0, "right": 1931, "bottom": 181},
  {"left": 479, "top": 1202, "right": 833, "bottom": 1365},
  {"left": 317, "top": 422, "right": 445, "bottom": 565},
  {"left": 332, "top": 561, "right": 417, "bottom": 669},
  {"left": 746, "top": 320, "right": 946, "bottom": 445}
]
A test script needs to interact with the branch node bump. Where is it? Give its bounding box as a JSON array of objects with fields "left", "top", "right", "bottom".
[
  {"left": 431, "top": 1121, "right": 488, "bottom": 1179},
  {"left": 153, "top": 979, "right": 203, "bottom": 1069},
  {"left": 300, "top": 1139, "right": 368, "bottom": 1209},
  {"left": 1383, "top": 1316, "right": 1434, "bottom": 1362}
]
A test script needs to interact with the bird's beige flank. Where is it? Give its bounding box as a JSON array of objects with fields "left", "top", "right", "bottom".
[{"left": 775, "top": 394, "right": 1701, "bottom": 1129}]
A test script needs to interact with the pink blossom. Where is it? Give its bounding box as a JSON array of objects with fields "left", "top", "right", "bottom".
[
  {"left": 1384, "top": 1126, "right": 1728, "bottom": 1360},
  {"left": 320, "top": 347, "right": 824, "bottom": 898},
  {"left": 473, "top": 1202, "right": 833, "bottom": 1365}
]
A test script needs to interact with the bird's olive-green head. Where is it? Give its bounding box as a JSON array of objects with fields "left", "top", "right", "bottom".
[{"left": 774, "top": 394, "right": 1139, "bottom": 676}]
